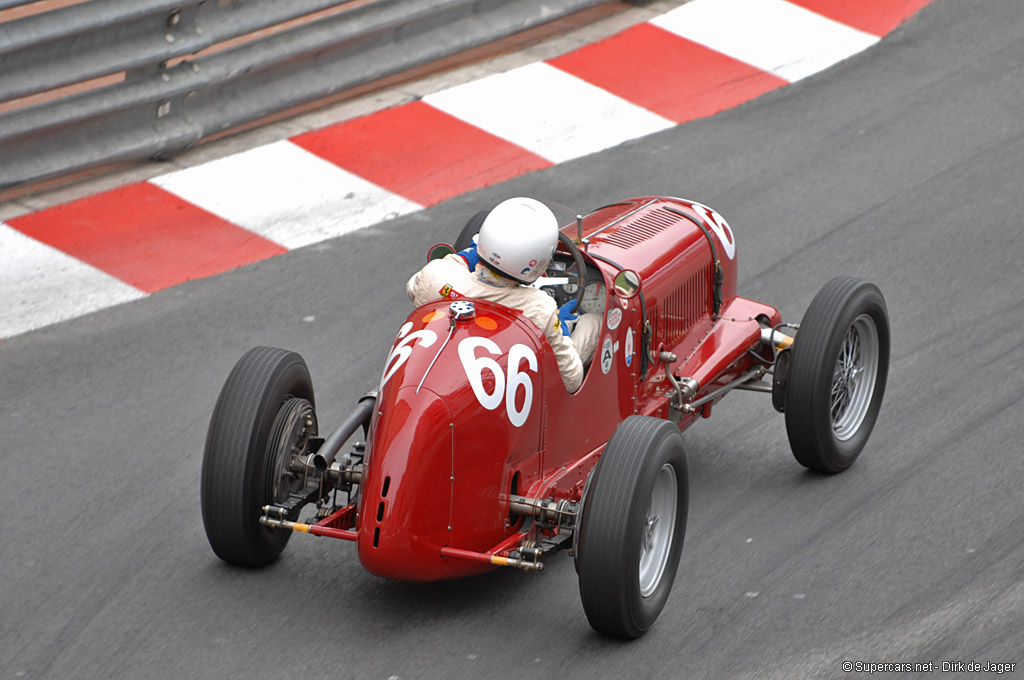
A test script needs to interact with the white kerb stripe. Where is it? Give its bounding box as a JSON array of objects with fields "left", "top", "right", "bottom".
[
  {"left": 424, "top": 62, "right": 674, "bottom": 164},
  {"left": 0, "top": 223, "right": 145, "bottom": 339},
  {"left": 151, "top": 141, "right": 422, "bottom": 250},
  {"left": 651, "top": 0, "right": 880, "bottom": 83}
]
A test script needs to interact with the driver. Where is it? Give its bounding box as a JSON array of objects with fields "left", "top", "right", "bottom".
[{"left": 406, "top": 197, "right": 600, "bottom": 393}]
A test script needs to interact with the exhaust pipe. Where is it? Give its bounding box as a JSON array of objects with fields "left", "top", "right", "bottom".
[{"left": 313, "top": 391, "right": 377, "bottom": 471}]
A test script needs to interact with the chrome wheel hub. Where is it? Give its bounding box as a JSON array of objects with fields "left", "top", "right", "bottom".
[{"left": 639, "top": 463, "right": 677, "bottom": 598}]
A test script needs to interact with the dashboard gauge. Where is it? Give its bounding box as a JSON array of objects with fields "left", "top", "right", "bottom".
[
  {"left": 580, "top": 282, "right": 606, "bottom": 315},
  {"left": 563, "top": 279, "right": 579, "bottom": 295}
]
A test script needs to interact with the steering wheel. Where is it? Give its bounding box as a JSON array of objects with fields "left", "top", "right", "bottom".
[
  {"left": 455, "top": 211, "right": 487, "bottom": 251},
  {"left": 557, "top": 231, "right": 588, "bottom": 308}
]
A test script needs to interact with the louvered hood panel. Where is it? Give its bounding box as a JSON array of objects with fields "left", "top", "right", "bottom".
[{"left": 585, "top": 201, "right": 708, "bottom": 281}]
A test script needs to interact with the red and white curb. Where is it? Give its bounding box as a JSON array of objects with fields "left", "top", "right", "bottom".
[{"left": 0, "top": 0, "right": 933, "bottom": 340}]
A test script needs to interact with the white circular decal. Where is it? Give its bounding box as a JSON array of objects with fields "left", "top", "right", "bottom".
[
  {"left": 625, "top": 327, "right": 634, "bottom": 367},
  {"left": 600, "top": 336, "right": 614, "bottom": 375},
  {"left": 606, "top": 307, "right": 622, "bottom": 331},
  {"left": 689, "top": 201, "right": 736, "bottom": 260}
]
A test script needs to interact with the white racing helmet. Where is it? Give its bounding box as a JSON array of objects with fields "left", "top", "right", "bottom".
[{"left": 477, "top": 197, "right": 558, "bottom": 284}]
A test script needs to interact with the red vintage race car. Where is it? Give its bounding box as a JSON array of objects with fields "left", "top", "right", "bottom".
[{"left": 201, "top": 196, "right": 890, "bottom": 638}]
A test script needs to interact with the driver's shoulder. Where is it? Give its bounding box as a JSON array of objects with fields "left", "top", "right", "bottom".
[{"left": 420, "top": 254, "right": 471, "bottom": 284}]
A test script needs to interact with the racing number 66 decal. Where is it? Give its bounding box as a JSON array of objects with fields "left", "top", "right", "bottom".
[
  {"left": 458, "top": 337, "right": 538, "bottom": 428},
  {"left": 504, "top": 344, "right": 538, "bottom": 428}
]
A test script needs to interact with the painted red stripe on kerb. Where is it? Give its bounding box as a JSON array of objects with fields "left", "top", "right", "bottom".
[
  {"left": 549, "top": 23, "right": 788, "bottom": 125},
  {"left": 8, "top": 183, "right": 286, "bottom": 294},
  {"left": 291, "top": 101, "right": 552, "bottom": 207},
  {"left": 789, "top": 0, "right": 934, "bottom": 37}
]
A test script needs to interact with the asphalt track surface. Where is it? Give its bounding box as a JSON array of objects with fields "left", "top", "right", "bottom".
[{"left": 3, "top": 0, "right": 1023, "bottom": 677}]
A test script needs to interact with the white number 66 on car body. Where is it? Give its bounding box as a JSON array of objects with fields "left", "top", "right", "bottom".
[{"left": 458, "top": 337, "right": 537, "bottom": 428}]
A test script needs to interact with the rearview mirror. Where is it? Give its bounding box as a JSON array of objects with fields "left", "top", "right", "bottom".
[
  {"left": 612, "top": 270, "right": 642, "bottom": 299},
  {"left": 428, "top": 243, "right": 455, "bottom": 261}
]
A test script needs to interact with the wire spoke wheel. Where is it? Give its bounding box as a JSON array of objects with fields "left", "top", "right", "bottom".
[
  {"left": 267, "top": 398, "right": 317, "bottom": 509},
  {"left": 830, "top": 315, "right": 879, "bottom": 441}
]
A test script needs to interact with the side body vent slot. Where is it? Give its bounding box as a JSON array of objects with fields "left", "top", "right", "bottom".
[{"left": 655, "top": 263, "right": 713, "bottom": 348}]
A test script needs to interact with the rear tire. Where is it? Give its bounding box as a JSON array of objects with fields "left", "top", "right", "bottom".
[
  {"left": 201, "top": 347, "right": 315, "bottom": 567},
  {"left": 784, "top": 277, "right": 889, "bottom": 473},
  {"left": 577, "top": 417, "right": 688, "bottom": 638}
]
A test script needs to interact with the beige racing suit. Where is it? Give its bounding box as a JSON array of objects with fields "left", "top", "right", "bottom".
[{"left": 406, "top": 254, "right": 600, "bottom": 393}]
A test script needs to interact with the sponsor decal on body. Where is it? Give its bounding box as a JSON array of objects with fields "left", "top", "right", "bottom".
[
  {"left": 606, "top": 307, "right": 622, "bottom": 330},
  {"left": 600, "top": 336, "right": 614, "bottom": 374}
]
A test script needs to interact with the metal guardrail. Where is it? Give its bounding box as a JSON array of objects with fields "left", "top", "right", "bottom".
[{"left": 0, "top": 0, "right": 609, "bottom": 192}]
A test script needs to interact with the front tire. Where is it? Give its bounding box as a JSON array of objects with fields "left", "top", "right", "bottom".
[
  {"left": 576, "top": 417, "right": 689, "bottom": 639},
  {"left": 784, "top": 277, "right": 890, "bottom": 473},
  {"left": 201, "top": 347, "right": 315, "bottom": 567}
]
